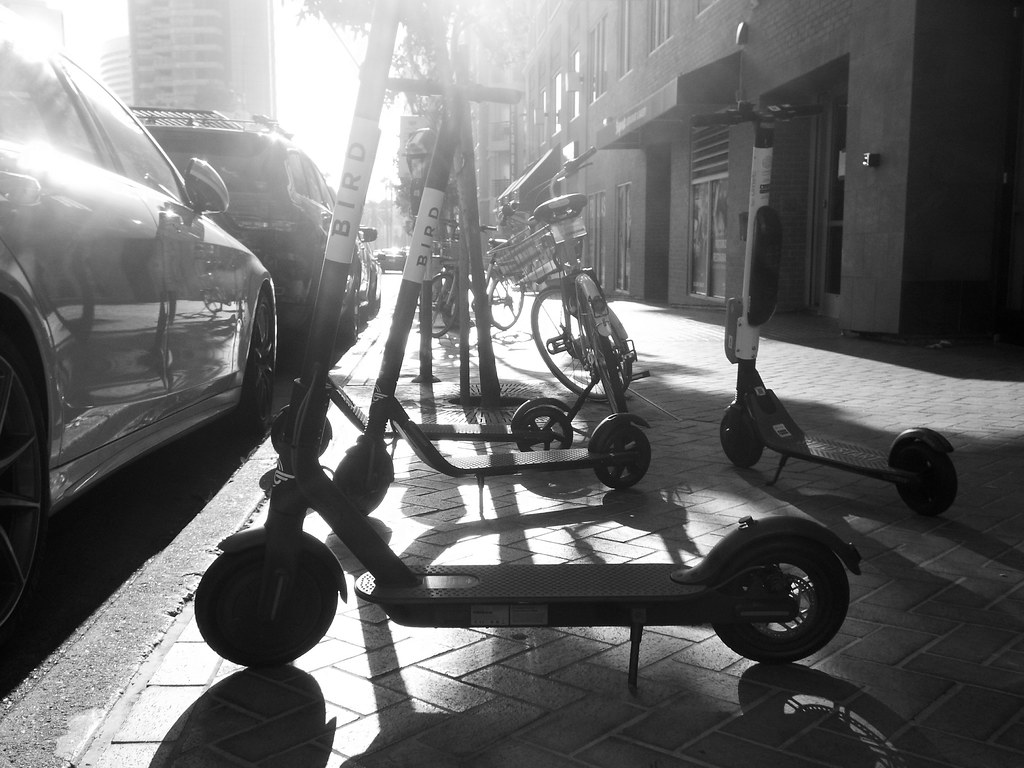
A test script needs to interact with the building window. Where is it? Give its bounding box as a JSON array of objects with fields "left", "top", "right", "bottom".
[
  {"left": 540, "top": 87, "right": 548, "bottom": 142},
  {"left": 587, "top": 190, "right": 606, "bottom": 277},
  {"left": 690, "top": 125, "right": 729, "bottom": 297},
  {"left": 588, "top": 16, "right": 607, "bottom": 103},
  {"left": 618, "top": 1, "right": 633, "bottom": 77},
  {"left": 648, "top": 0, "right": 671, "bottom": 52},
  {"left": 553, "top": 71, "right": 563, "bottom": 135},
  {"left": 615, "top": 183, "right": 631, "bottom": 292},
  {"left": 570, "top": 48, "right": 581, "bottom": 119}
]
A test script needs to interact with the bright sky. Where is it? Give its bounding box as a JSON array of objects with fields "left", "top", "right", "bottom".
[{"left": 52, "top": 0, "right": 402, "bottom": 198}]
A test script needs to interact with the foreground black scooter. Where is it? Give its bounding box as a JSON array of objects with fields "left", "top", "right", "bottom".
[
  {"left": 194, "top": 3, "right": 860, "bottom": 690},
  {"left": 704, "top": 104, "right": 957, "bottom": 516}
]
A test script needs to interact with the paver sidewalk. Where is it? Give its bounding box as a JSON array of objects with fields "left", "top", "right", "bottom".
[{"left": 80, "top": 296, "right": 1024, "bottom": 768}]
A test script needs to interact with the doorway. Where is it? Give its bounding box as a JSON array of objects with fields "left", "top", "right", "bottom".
[{"left": 811, "top": 99, "right": 847, "bottom": 318}]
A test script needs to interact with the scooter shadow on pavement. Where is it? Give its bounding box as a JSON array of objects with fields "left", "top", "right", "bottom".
[
  {"left": 140, "top": 645, "right": 915, "bottom": 766},
  {"left": 730, "top": 664, "right": 912, "bottom": 768},
  {"left": 147, "top": 666, "right": 335, "bottom": 768}
]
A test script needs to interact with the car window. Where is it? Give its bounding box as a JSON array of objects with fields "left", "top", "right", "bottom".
[
  {"left": 62, "top": 58, "right": 181, "bottom": 198},
  {"left": 0, "top": 40, "right": 99, "bottom": 164},
  {"left": 150, "top": 130, "right": 276, "bottom": 195},
  {"left": 286, "top": 150, "right": 313, "bottom": 200},
  {"left": 304, "top": 155, "right": 333, "bottom": 208}
]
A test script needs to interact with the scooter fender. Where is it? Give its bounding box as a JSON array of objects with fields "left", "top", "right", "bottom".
[
  {"left": 217, "top": 527, "right": 348, "bottom": 602},
  {"left": 888, "top": 428, "right": 954, "bottom": 462},
  {"left": 670, "top": 514, "right": 861, "bottom": 587},
  {"left": 588, "top": 412, "right": 651, "bottom": 450},
  {"left": 512, "top": 396, "right": 573, "bottom": 417}
]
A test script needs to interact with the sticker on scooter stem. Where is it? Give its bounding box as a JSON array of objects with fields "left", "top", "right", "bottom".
[
  {"left": 773, "top": 423, "right": 793, "bottom": 438},
  {"left": 325, "top": 115, "right": 381, "bottom": 265},
  {"left": 402, "top": 186, "right": 445, "bottom": 285}
]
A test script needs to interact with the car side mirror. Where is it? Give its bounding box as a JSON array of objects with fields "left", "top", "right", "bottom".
[
  {"left": 359, "top": 226, "right": 378, "bottom": 243},
  {"left": 184, "top": 157, "right": 229, "bottom": 214},
  {"left": 0, "top": 171, "right": 42, "bottom": 206}
]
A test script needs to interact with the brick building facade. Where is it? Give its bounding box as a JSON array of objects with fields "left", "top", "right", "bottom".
[{"left": 517, "top": 0, "right": 1024, "bottom": 340}]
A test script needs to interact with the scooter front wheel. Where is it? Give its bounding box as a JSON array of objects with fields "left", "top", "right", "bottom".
[
  {"left": 591, "top": 421, "right": 650, "bottom": 489},
  {"left": 720, "top": 403, "right": 764, "bottom": 468},
  {"left": 712, "top": 538, "right": 848, "bottom": 664},
  {"left": 890, "top": 441, "right": 957, "bottom": 516},
  {"left": 195, "top": 537, "right": 339, "bottom": 667},
  {"left": 511, "top": 402, "right": 573, "bottom": 450},
  {"left": 333, "top": 435, "right": 395, "bottom": 514}
]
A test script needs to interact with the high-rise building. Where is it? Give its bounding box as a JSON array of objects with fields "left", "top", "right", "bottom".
[
  {"left": 98, "top": 35, "right": 133, "bottom": 103},
  {"left": 128, "top": 0, "right": 275, "bottom": 118}
]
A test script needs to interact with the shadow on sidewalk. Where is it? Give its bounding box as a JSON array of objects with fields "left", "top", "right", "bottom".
[
  {"left": 147, "top": 666, "right": 336, "bottom": 768},
  {"left": 139, "top": 656, "right": 918, "bottom": 766}
]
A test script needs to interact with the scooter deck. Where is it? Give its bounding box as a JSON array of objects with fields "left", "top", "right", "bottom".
[
  {"left": 748, "top": 388, "right": 890, "bottom": 472},
  {"left": 393, "top": 418, "right": 621, "bottom": 478},
  {"left": 329, "top": 384, "right": 518, "bottom": 442},
  {"left": 355, "top": 564, "right": 795, "bottom": 628}
]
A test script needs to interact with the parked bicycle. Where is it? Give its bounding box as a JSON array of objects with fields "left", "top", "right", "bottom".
[
  {"left": 492, "top": 148, "right": 648, "bottom": 413},
  {"left": 428, "top": 222, "right": 526, "bottom": 336}
]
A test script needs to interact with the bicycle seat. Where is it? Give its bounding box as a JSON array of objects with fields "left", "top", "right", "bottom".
[{"left": 533, "top": 193, "right": 587, "bottom": 225}]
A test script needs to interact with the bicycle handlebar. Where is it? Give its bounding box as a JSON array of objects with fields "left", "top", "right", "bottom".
[
  {"left": 560, "top": 145, "right": 597, "bottom": 177},
  {"left": 543, "top": 146, "right": 598, "bottom": 199}
]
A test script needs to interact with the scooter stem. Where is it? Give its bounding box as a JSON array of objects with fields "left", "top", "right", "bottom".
[
  {"left": 735, "top": 122, "right": 775, "bottom": 362},
  {"left": 270, "top": 0, "right": 418, "bottom": 589}
]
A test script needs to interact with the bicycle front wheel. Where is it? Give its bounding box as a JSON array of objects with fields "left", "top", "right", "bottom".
[
  {"left": 581, "top": 303, "right": 629, "bottom": 413},
  {"left": 530, "top": 286, "right": 607, "bottom": 402},
  {"left": 488, "top": 272, "right": 524, "bottom": 330},
  {"left": 430, "top": 272, "right": 458, "bottom": 337}
]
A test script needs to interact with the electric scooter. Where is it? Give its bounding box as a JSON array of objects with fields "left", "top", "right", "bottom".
[
  {"left": 704, "top": 103, "right": 958, "bottom": 516},
  {"left": 321, "top": 89, "right": 635, "bottom": 515},
  {"left": 193, "top": 2, "right": 860, "bottom": 690}
]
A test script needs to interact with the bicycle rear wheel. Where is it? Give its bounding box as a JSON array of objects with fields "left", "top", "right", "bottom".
[
  {"left": 530, "top": 285, "right": 607, "bottom": 402},
  {"left": 488, "top": 271, "right": 524, "bottom": 330},
  {"left": 430, "top": 271, "right": 458, "bottom": 337}
]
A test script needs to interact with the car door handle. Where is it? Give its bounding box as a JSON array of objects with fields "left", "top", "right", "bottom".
[{"left": 0, "top": 171, "right": 42, "bottom": 206}]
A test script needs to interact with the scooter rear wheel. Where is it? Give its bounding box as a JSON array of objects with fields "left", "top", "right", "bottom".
[
  {"left": 720, "top": 403, "right": 764, "bottom": 468},
  {"left": 712, "top": 538, "right": 848, "bottom": 664},
  {"left": 195, "top": 537, "right": 339, "bottom": 667},
  {"left": 890, "top": 441, "right": 957, "bottom": 516}
]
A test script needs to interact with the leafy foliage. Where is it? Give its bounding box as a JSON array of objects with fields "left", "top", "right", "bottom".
[{"left": 297, "top": 0, "right": 527, "bottom": 226}]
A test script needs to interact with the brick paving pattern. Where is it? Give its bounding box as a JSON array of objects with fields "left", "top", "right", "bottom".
[{"left": 80, "top": 297, "right": 1024, "bottom": 768}]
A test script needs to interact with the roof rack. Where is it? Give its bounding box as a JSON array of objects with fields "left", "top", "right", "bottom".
[{"left": 131, "top": 107, "right": 293, "bottom": 138}]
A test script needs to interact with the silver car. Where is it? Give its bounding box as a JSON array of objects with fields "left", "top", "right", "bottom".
[{"left": 0, "top": 17, "right": 276, "bottom": 646}]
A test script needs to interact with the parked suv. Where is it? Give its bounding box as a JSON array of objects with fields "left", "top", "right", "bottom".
[{"left": 133, "top": 108, "right": 380, "bottom": 361}]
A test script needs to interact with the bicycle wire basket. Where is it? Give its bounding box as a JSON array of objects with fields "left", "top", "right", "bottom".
[{"left": 488, "top": 226, "right": 560, "bottom": 284}]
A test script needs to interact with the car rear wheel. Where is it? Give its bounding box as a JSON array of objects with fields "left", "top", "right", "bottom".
[{"left": 0, "top": 333, "right": 48, "bottom": 648}]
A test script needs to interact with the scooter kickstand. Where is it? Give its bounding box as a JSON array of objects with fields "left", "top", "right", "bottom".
[
  {"left": 628, "top": 608, "right": 646, "bottom": 690},
  {"left": 769, "top": 455, "right": 789, "bottom": 486}
]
